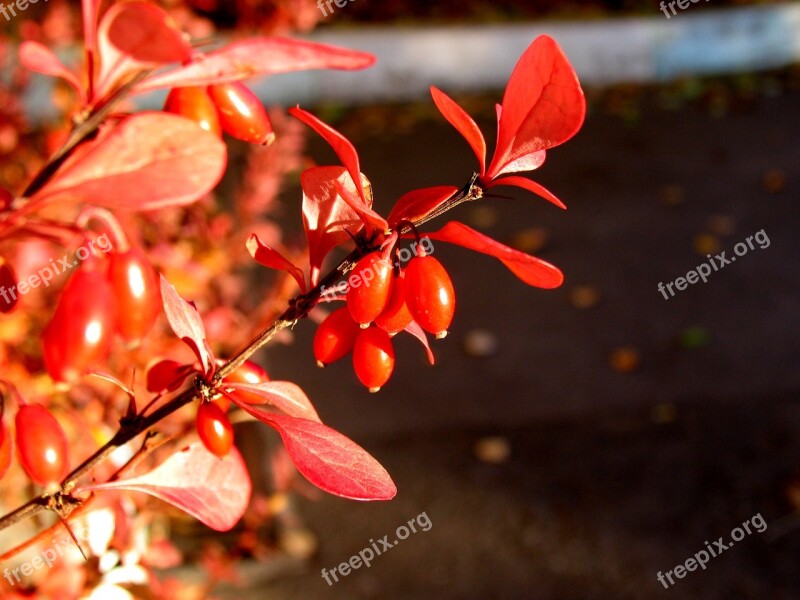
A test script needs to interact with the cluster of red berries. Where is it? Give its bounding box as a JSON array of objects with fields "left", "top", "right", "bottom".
[
  {"left": 313, "top": 242, "right": 455, "bottom": 392},
  {"left": 43, "top": 245, "right": 160, "bottom": 383},
  {"left": 0, "top": 400, "right": 69, "bottom": 486},
  {"left": 164, "top": 82, "right": 273, "bottom": 145}
]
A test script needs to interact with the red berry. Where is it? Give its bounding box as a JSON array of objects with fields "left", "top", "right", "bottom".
[
  {"left": 219, "top": 360, "right": 270, "bottom": 409},
  {"left": 208, "top": 82, "right": 274, "bottom": 145},
  {"left": 108, "top": 247, "right": 160, "bottom": 343},
  {"left": 0, "top": 421, "right": 12, "bottom": 481},
  {"left": 346, "top": 251, "right": 394, "bottom": 326},
  {"left": 404, "top": 255, "right": 455, "bottom": 338},
  {"left": 0, "top": 257, "right": 17, "bottom": 313},
  {"left": 42, "top": 268, "right": 117, "bottom": 382},
  {"left": 375, "top": 272, "right": 413, "bottom": 335},
  {"left": 164, "top": 86, "right": 221, "bottom": 137},
  {"left": 313, "top": 307, "right": 360, "bottom": 367},
  {"left": 352, "top": 327, "right": 395, "bottom": 392},
  {"left": 15, "top": 405, "right": 69, "bottom": 485},
  {"left": 196, "top": 401, "right": 234, "bottom": 457}
]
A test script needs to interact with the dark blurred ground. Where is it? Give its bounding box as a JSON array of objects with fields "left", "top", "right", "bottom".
[{"left": 216, "top": 83, "right": 799, "bottom": 598}]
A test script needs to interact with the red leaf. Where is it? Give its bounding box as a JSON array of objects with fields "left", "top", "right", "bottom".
[
  {"left": 425, "top": 221, "right": 563, "bottom": 289},
  {"left": 334, "top": 178, "right": 388, "bottom": 236},
  {"left": 86, "top": 369, "right": 135, "bottom": 399},
  {"left": 430, "top": 86, "right": 486, "bottom": 175},
  {"left": 146, "top": 359, "right": 195, "bottom": 393},
  {"left": 301, "top": 166, "right": 365, "bottom": 285},
  {"left": 19, "top": 42, "right": 85, "bottom": 103},
  {"left": 136, "top": 38, "right": 375, "bottom": 94},
  {"left": 33, "top": 112, "right": 226, "bottom": 210},
  {"left": 403, "top": 320, "right": 435, "bottom": 365},
  {"left": 290, "top": 107, "right": 367, "bottom": 203},
  {"left": 387, "top": 185, "right": 458, "bottom": 228},
  {"left": 82, "top": 0, "right": 102, "bottom": 53},
  {"left": 487, "top": 175, "right": 566, "bottom": 209},
  {"left": 246, "top": 235, "right": 306, "bottom": 292},
  {"left": 76, "top": 443, "right": 251, "bottom": 531},
  {"left": 95, "top": 2, "right": 192, "bottom": 100},
  {"left": 159, "top": 276, "right": 214, "bottom": 376},
  {"left": 223, "top": 381, "right": 321, "bottom": 422},
  {"left": 486, "top": 35, "right": 586, "bottom": 180},
  {"left": 242, "top": 411, "right": 396, "bottom": 501}
]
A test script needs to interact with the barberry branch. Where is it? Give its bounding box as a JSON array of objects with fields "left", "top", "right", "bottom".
[{"left": 0, "top": 173, "right": 484, "bottom": 543}]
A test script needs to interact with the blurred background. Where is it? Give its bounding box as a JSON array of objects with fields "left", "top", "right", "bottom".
[{"left": 2, "top": 0, "right": 800, "bottom": 598}]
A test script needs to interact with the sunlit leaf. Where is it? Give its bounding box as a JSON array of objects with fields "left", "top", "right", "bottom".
[
  {"left": 136, "top": 38, "right": 375, "bottom": 94},
  {"left": 159, "top": 276, "right": 214, "bottom": 377},
  {"left": 76, "top": 443, "right": 251, "bottom": 531},
  {"left": 387, "top": 185, "right": 458, "bottom": 228},
  {"left": 33, "top": 112, "right": 227, "bottom": 211},
  {"left": 301, "top": 166, "right": 366, "bottom": 286},
  {"left": 487, "top": 175, "right": 566, "bottom": 209},
  {"left": 430, "top": 86, "right": 486, "bottom": 175},
  {"left": 146, "top": 359, "right": 195, "bottom": 393},
  {"left": 95, "top": 1, "right": 191, "bottom": 99},
  {"left": 487, "top": 35, "right": 585, "bottom": 180},
  {"left": 425, "top": 221, "right": 563, "bottom": 288},
  {"left": 403, "top": 320, "right": 435, "bottom": 365},
  {"left": 19, "top": 42, "right": 85, "bottom": 103},
  {"left": 290, "top": 107, "right": 368, "bottom": 204},
  {"left": 235, "top": 409, "right": 396, "bottom": 501},
  {"left": 224, "top": 381, "right": 321, "bottom": 422},
  {"left": 246, "top": 235, "right": 306, "bottom": 292}
]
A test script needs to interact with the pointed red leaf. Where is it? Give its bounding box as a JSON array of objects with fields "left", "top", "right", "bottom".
[
  {"left": 33, "top": 112, "right": 226, "bottom": 210},
  {"left": 387, "top": 185, "right": 459, "bottom": 228},
  {"left": 82, "top": 0, "right": 102, "bottom": 52},
  {"left": 136, "top": 38, "right": 375, "bottom": 94},
  {"left": 425, "top": 221, "right": 563, "bottom": 289},
  {"left": 403, "top": 320, "right": 435, "bottom": 365},
  {"left": 430, "top": 86, "right": 486, "bottom": 175},
  {"left": 19, "top": 42, "right": 85, "bottom": 103},
  {"left": 301, "top": 166, "right": 365, "bottom": 285},
  {"left": 146, "top": 359, "right": 195, "bottom": 393},
  {"left": 86, "top": 369, "right": 135, "bottom": 399},
  {"left": 242, "top": 411, "right": 396, "bottom": 500},
  {"left": 290, "top": 107, "right": 367, "bottom": 203},
  {"left": 76, "top": 443, "right": 251, "bottom": 531},
  {"left": 487, "top": 35, "right": 586, "bottom": 180},
  {"left": 159, "top": 276, "right": 214, "bottom": 376},
  {"left": 487, "top": 175, "right": 566, "bottom": 209},
  {"left": 335, "top": 179, "right": 387, "bottom": 235},
  {"left": 224, "top": 381, "right": 320, "bottom": 422},
  {"left": 246, "top": 235, "right": 306, "bottom": 292},
  {"left": 95, "top": 1, "right": 192, "bottom": 99}
]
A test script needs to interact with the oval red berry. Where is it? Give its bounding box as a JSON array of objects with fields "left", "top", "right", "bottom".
[
  {"left": 164, "top": 86, "right": 222, "bottom": 137},
  {"left": 313, "top": 307, "right": 360, "bottom": 367},
  {"left": 375, "top": 272, "right": 412, "bottom": 335},
  {"left": 108, "top": 246, "right": 160, "bottom": 343},
  {"left": 42, "top": 268, "right": 117, "bottom": 382},
  {"left": 352, "top": 327, "right": 395, "bottom": 392},
  {"left": 15, "top": 405, "right": 69, "bottom": 485},
  {"left": 346, "top": 251, "right": 394, "bottom": 326},
  {"left": 208, "top": 82, "right": 274, "bottom": 145},
  {"left": 196, "top": 401, "right": 234, "bottom": 457},
  {"left": 219, "top": 360, "right": 271, "bottom": 409},
  {"left": 404, "top": 255, "right": 455, "bottom": 338}
]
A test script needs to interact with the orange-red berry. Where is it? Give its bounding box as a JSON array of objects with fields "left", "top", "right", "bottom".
[{"left": 352, "top": 327, "right": 395, "bottom": 392}]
